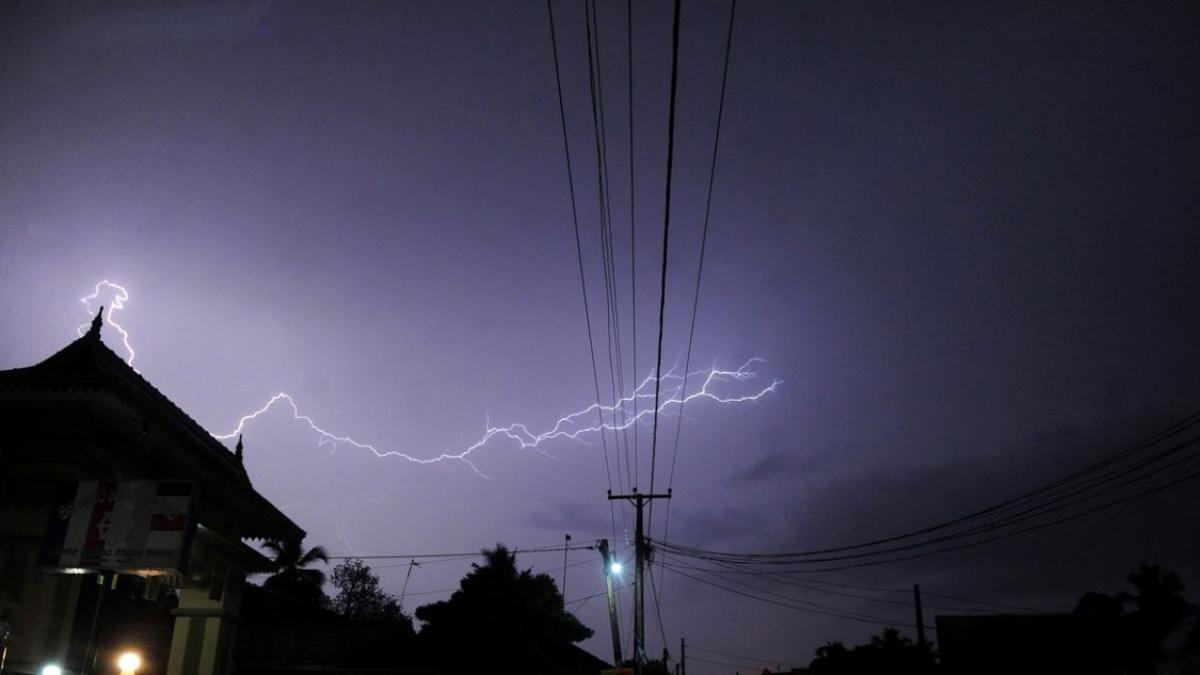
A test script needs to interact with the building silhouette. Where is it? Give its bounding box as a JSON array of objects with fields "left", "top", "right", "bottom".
[{"left": 0, "top": 310, "right": 302, "bottom": 675}]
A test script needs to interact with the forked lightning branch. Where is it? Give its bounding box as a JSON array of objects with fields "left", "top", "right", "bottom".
[{"left": 78, "top": 280, "right": 780, "bottom": 477}]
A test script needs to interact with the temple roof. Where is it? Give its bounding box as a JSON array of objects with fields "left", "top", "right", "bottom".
[{"left": 0, "top": 311, "right": 304, "bottom": 543}]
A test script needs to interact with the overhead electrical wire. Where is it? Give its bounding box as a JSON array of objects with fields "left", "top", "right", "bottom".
[
  {"left": 656, "top": 476, "right": 1182, "bottom": 573},
  {"left": 327, "top": 543, "right": 597, "bottom": 560},
  {"left": 648, "top": 554, "right": 670, "bottom": 652},
  {"left": 668, "top": 555, "right": 1024, "bottom": 614},
  {"left": 652, "top": 411, "right": 1200, "bottom": 568},
  {"left": 689, "top": 654, "right": 776, "bottom": 670},
  {"left": 664, "top": 0, "right": 738, "bottom": 500},
  {"left": 648, "top": 0, "right": 682, "bottom": 522},
  {"left": 583, "top": 0, "right": 633, "bottom": 499},
  {"left": 682, "top": 562, "right": 1047, "bottom": 614},
  {"left": 688, "top": 645, "right": 803, "bottom": 671},
  {"left": 999, "top": 492, "right": 1144, "bottom": 595},
  {"left": 669, "top": 432, "right": 1200, "bottom": 569},
  {"left": 626, "top": 0, "right": 639, "bottom": 492},
  {"left": 545, "top": 0, "right": 618, "bottom": 543},
  {"left": 660, "top": 560, "right": 932, "bottom": 629},
  {"left": 661, "top": 556, "right": 944, "bottom": 623},
  {"left": 657, "top": 0, "right": 739, "bottom": 601}
]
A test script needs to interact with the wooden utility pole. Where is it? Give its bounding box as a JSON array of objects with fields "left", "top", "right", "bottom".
[
  {"left": 609, "top": 489, "right": 671, "bottom": 674},
  {"left": 563, "top": 533, "right": 571, "bottom": 600},
  {"left": 914, "top": 584, "right": 927, "bottom": 648},
  {"left": 679, "top": 638, "right": 686, "bottom": 675}
]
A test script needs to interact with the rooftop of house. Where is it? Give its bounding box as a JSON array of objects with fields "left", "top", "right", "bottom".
[{"left": 0, "top": 307, "right": 303, "bottom": 543}]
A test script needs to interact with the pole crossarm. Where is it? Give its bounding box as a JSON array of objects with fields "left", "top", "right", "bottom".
[
  {"left": 607, "top": 490, "right": 673, "bottom": 502},
  {"left": 606, "top": 490, "right": 671, "bottom": 674}
]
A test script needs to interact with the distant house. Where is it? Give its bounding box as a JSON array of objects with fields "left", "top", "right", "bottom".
[{"left": 936, "top": 613, "right": 1116, "bottom": 674}]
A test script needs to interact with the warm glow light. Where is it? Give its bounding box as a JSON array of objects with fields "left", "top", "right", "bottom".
[
  {"left": 610, "top": 562, "right": 623, "bottom": 575},
  {"left": 117, "top": 653, "right": 141, "bottom": 673},
  {"left": 42, "top": 665, "right": 63, "bottom": 675}
]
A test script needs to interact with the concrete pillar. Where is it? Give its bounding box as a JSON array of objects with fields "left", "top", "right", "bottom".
[{"left": 165, "top": 556, "right": 245, "bottom": 675}]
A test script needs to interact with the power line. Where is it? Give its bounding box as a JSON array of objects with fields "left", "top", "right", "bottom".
[
  {"left": 689, "top": 654, "right": 777, "bottom": 670},
  {"left": 648, "top": 552, "right": 669, "bottom": 652},
  {"left": 664, "top": 0, "right": 737, "bottom": 499},
  {"left": 658, "top": 0, "right": 739, "bottom": 604},
  {"left": 669, "top": 556, "right": 1022, "bottom": 614},
  {"left": 681, "top": 563, "right": 1050, "bottom": 614},
  {"left": 685, "top": 566, "right": 1047, "bottom": 614},
  {"left": 658, "top": 433, "right": 1200, "bottom": 573},
  {"left": 662, "top": 558, "right": 925, "bottom": 625},
  {"left": 327, "top": 543, "right": 596, "bottom": 560},
  {"left": 661, "top": 561, "right": 931, "bottom": 629},
  {"left": 583, "top": 0, "right": 632, "bottom": 499},
  {"left": 372, "top": 555, "right": 478, "bottom": 569},
  {"left": 652, "top": 413, "right": 1200, "bottom": 565},
  {"left": 688, "top": 645, "right": 802, "bottom": 671},
  {"left": 545, "top": 0, "right": 620, "bottom": 544},
  {"left": 998, "top": 496, "right": 1143, "bottom": 595},
  {"left": 394, "top": 586, "right": 457, "bottom": 598},
  {"left": 626, "top": 0, "right": 639, "bottom": 493},
  {"left": 648, "top": 0, "right": 682, "bottom": 521}
]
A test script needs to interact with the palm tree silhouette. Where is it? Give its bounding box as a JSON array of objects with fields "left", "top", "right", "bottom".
[{"left": 262, "top": 538, "right": 329, "bottom": 607}]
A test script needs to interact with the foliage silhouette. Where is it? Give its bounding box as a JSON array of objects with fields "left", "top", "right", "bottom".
[
  {"left": 330, "top": 558, "right": 412, "bottom": 629},
  {"left": 416, "top": 544, "right": 593, "bottom": 674},
  {"left": 808, "top": 628, "right": 935, "bottom": 674},
  {"left": 1073, "top": 563, "right": 1192, "bottom": 674},
  {"left": 261, "top": 538, "right": 329, "bottom": 608}
]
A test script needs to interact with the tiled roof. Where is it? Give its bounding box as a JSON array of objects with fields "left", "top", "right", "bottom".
[{"left": 0, "top": 316, "right": 303, "bottom": 542}]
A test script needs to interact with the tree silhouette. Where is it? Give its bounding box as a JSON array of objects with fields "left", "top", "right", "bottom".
[
  {"left": 330, "top": 558, "right": 411, "bottom": 629},
  {"left": 1122, "top": 564, "right": 1189, "bottom": 673},
  {"left": 261, "top": 538, "right": 329, "bottom": 608},
  {"left": 809, "top": 628, "right": 935, "bottom": 674},
  {"left": 416, "top": 544, "right": 593, "bottom": 674},
  {"left": 1073, "top": 563, "right": 1192, "bottom": 674},
  {"left": 1074, "top": 591, "right": 1124, "bottom": 620}
]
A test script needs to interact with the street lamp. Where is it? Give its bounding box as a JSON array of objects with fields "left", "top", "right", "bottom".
[
  {"left": 117, "top": 653, "right": 140, "bottom": 675},
  {"left": 597, "top": 539, "right": 623, "bottom": 668}
]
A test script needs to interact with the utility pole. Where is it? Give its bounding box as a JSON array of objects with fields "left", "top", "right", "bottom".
[
  {"left": 608, "top": 488, "right": 671, "bottom": 674},
  {"left": 680, "top": 637, "right": 686, "bottom": 675},
  {"left": 598, "top": 539, "right": 623, "bottom": 668},
  {"left": 81, "top": 572, "right": 108, "bottom": 675},
  {"left": 399, "top": 559, "right": 419, "bottom": 610},
  {"left": 913, "top": 583, "right": 927, "bottom": 648},
  {"left": 563, "top": 533, "right": 571, "bottom": 600}
]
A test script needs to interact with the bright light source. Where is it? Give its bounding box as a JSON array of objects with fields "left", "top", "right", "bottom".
[
  {"left": 117, "top": 653, "right": 141, "bottom": 673},
  {"left": 42, "top": 665, "right": 63, "bottom": 675},
  {"left": 610, "top": 562, "right": 623, "bottom": 575}
]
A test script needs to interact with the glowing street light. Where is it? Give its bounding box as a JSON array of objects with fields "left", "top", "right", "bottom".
[
  {"left": 42, "top": 665, "right": 63, "bottom": 675},
  {"left": 597, "top": 538, "right": 623, "bottom": 668},
  {"left": 117, "top": 652, "right": 141, "bottom": 675}
]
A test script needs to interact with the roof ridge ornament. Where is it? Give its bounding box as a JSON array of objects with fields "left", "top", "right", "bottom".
[
  {"left": 235, "top": 434, "right": 244, "bottom": 463},
  {"left": 87, "top": 306, "right": 104, "bottom": 339}
]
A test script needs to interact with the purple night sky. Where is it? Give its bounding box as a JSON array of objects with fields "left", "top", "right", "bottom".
[{"left": 2, "top": 1, "right": 1199, "bottom": 671}]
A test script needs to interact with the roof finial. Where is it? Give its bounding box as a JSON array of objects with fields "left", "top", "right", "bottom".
[
  {"left": 88, "top": 305, "right": 104, "bottom": 338},
  {"left": 235, "top": 434, "right": 244, "bottom": 463}
]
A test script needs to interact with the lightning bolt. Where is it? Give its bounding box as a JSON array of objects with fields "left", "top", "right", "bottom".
[
  {"left": 213, "top": 360, "right": 781, "bottom": 479},
  {"left": 78, "top": 280, "right": 137, "bottom": 368},
  {"left": 72, "top": 280, "right": 780, "bottom": 479}
]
